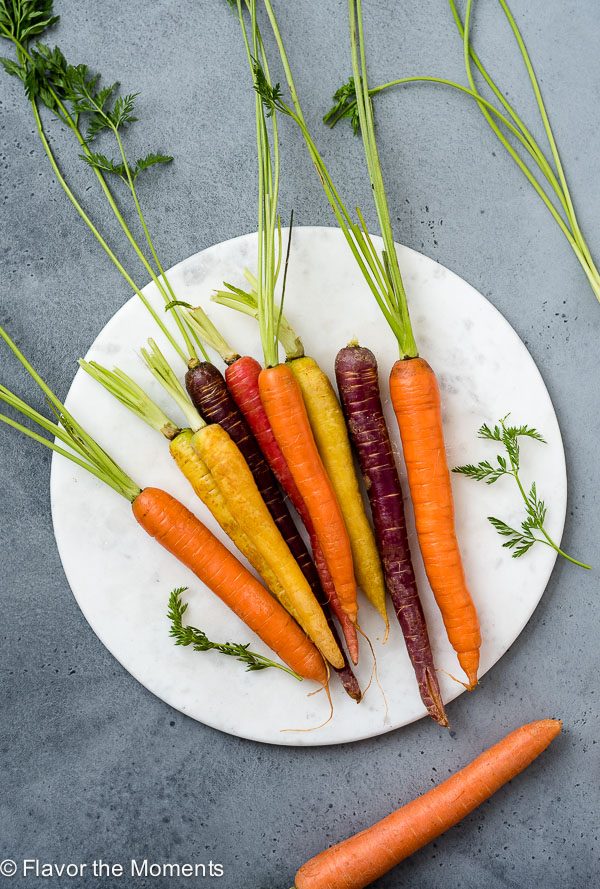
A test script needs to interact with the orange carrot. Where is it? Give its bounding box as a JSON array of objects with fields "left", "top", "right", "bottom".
[
  {"left": 132, "top": 487, "right": 327, "bottom": 685},
  {"left": 259, "top": 364, "right": 358, "bottom": 623},
  {"left": 294, "top": 719, "right": 561, "bottom": 889},
  {"left": 390, "top": 358, "right": 481, "bottom": 687},
  {"left": 255, "top": 0, "right": 483, "bottom": 688},
  {"left": 0, "top": 326, "right": 326, "bottom": 687}
]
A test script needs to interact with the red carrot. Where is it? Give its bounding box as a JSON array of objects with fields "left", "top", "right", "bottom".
[
  {"left": 226, "top": 354, "right": 359, "bottom": 668},
  {"left": 336, "top": 344, "right": 447, "bottom": 726}
]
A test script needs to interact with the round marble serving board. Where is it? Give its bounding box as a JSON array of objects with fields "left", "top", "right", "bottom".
[{"left": 50, "top": 227, "right": 566, "bottom": 746}]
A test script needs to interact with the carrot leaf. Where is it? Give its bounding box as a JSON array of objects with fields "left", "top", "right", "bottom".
[
  {"left": 326, "top": 1, "right": 600, "bottom": 304},
  {"left": 168, "top": 587, "right": 302, "bottom": 679},
  {"left": 79, "top": 360, "right": 181, "bottom": 440},
  {"left": 0, "top": 0, "right": 59, "bottom": 45},
  {"left": 140, "top": 339, "right": 205, "bottom": 433},
  {"left": 0, "top": 325, "right": 141, "bottom": 502},
  {"left": 454, "top": 417, "right": 590, "bottom": 570},
  {"left": 0, "top": 11, "right": 204, "bottom": 364}
]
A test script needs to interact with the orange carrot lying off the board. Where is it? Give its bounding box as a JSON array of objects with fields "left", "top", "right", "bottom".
[{"left": 293, "top": 718, "right": 561, "bottom": 889}]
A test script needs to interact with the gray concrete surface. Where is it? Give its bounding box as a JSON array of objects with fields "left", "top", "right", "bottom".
[{"left": 1, "top": 1, "right": 598, "bottom": 887}]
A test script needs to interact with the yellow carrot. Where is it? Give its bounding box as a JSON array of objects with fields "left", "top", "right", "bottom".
[
  {"left": 289, "top": 356, "right": 388, "bottom": 625},
  {"left": 169, "top": 430, "right": 288, "bottom": 604},
  {"left": 192, "top": 423, "right": 344, "bottom": 669}
]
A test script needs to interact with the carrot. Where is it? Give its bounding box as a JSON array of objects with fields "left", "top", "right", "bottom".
[
  {"left": 181, "top": 313, "right": 360, "bottom": 694},
  {"left": 254, "top": 0, "right": 481, "bottom": 686},
  {"left": 0, "top": 324, "right": 326, "bottom": 685},
  {"left": 79, "top": 357, "right": 290, "bottom": 610},
  {"left": 213, "top": 288, "right": 387, "bottom": 630},
  {"left": 192, "top": 422, "right": 345, "bottom": 669},
  {"left": 133, "top": 487, "right": 326, "bottom": 683},
  {"left": 260, "top": 363, "right": 358, "bottom": 624},
  {"left": 225, "top": 353, "right": 361, "bottom": 674},
  {"left": 289, "top": 355, "right": 387, "bottom": 625},
  {"left": 185, "top": 361, "right": 330, "bottom": 619},
  {"left": 336, "top": 344, "right": 447, "bottom": 726},
  {"left": 169, "top": 430, "right": 288, "bottom": 604},
  {"left": 390, "top": 358, "right": 481, "bottom": 687},
  {"left": 294, "top": 718, "right": 562, "bottom": 889}
]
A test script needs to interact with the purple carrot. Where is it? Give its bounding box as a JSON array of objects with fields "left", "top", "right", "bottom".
[
  {"left": 335, "top": 344, "right": 448, "bottom": 726},
  {"left": 186, "top": 359, "right": 361, "bottom": 701}
]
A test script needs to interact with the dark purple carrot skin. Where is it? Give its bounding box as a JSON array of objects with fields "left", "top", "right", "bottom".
[
  {"left": 335, "top": 345, "right": 448, "bottom": 726},
  {"left": 186, "top": 362, "right": 312, "bottom": 572},
  {"left": 186, "top": 361, "right": 361, "bottom": 701}
]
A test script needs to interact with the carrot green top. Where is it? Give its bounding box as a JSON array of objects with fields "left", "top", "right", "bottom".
[
  {"left": 0, "top": 0, "right": 210, "bottom": 365},
  {"left": 0, "top": 325, "right": 141, "bottom": 502},
  {"left": 255, "top": 0, "right": 418, "bottom": 359},
  {"left": 326, "top": 0, "right": 600, "bottom": 306},
  {"left": 232, "top": 0, "right": 290, "bottom": 370}
]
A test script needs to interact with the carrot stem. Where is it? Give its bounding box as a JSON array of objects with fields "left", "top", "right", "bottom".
[{"left": 0, "top": 326, "right": 141, "bottom": 501}]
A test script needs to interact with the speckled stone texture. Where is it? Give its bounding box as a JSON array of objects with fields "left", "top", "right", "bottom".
[{"left": 0, "top": 2, "right": 598, "bottom": 887}]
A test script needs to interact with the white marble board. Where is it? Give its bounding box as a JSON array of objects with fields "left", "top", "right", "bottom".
[{"left": 50, "top": 227, "right": 566, "bottom": 745}]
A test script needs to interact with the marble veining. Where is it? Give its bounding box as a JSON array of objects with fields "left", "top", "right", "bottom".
[{"left": 50, "top": 227, "right": 566, "bottom": 746}]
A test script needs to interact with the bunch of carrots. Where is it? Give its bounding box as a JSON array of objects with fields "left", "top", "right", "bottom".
[
  {"left": 0, "top": 0, "right": 573, "bottom": 886},
  {"left": 0, "top": 0, "right": 484, "bottom": 725}
]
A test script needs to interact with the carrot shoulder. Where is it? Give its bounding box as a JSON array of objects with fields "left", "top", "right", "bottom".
[
  {"left": 259, "top": 363, "right": 358, "bottom": 623},
  {"left": 389, "top": 357, "right": 481, "bottom": 688},
  {"left": 132, "top": 487, "right": 327, "bottom": 685},
  {"left": 294, "top": 719, "right": 561, "bottom": 889}
]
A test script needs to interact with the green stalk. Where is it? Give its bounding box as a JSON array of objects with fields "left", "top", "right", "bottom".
[
  {"left": 0, "top": 410, "right": 131, "bottom": 496},
  {"left": 0, "top": 325, "right": 140, "bottom": 501},
  {"left": 450, "top": 0, "right": 583, "bottom": 246},
  {"left": 212, "top": 283, "right": 304, "bottom": 360},
  {"left": 5, "top": 31, "right": 206, "bottom": 358},
  {"left": 256, "top": 0, "right": 414, "bottom": 348},
  {"left": 495, "top": 0, "right": 594, "bottom": 272},
  {"left": 325, "top": 1, "right": 600, "bottom": 303},
  {"left": 461, "top": 0, "right": 600, "bottom": 301},
  {"left": 325, "top": 76, "right": 572, "bottom": 221},
  {"left": 79, "top": 361, "right": 181, "bottom": 440},
  {"left": 237, "top": 0, "right": 281, "bottom": 368},
  {"left": 349, "top": 0, "right": 417, "bottom": 357},
  {"left": 140, "top": 339, "right": 205, "bottom": 432},
  {"left": 12, "top": 35, "right": 194, "bottom": 337},
  {"left": 447, "top": 0, "right": 556, "bottom": 184},
  {"left": 29, "top": 98, "right": 189, "bottom": 363},
  {"left": 109, "top": 128, "right": 200, "bottom": 361},
  {"left": 184, "top": 307, "right": 239, "bottom": 365}
]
